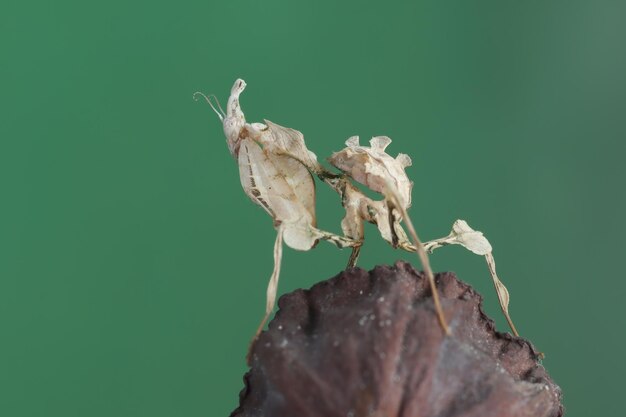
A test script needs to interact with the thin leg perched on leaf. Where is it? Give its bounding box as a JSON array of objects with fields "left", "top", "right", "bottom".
[
  {"left": 346, "top": 245, "right": 361, "bottom": 268},
  {"left": 385, "top": 185, "right": 450, "bottom": 335},
  {"left": 485, "top": 252, "right": 519, "bottom": 337},
  {"left": 248, "top": 226, "right": 284, "bottom": 361},
  {"left": 401, "top": 219, "right": 522, "bottom": 337}
]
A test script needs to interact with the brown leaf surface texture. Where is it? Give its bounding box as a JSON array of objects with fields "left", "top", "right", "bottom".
[{"left": 232, "top": 261, "right": 563, "bottom": 417}]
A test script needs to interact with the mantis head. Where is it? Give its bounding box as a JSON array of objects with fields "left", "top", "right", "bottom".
[
  {"left": 222, "top": 78, "right": 247, "bottom": 157},
  {"left": 194, "top": 78, "right": 247, "bottom": 158}
]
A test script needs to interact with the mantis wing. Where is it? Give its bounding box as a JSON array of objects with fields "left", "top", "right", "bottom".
[
  {"left": 261, "top": 120, "right": 323, "bottom": 175},
  {"left": 237, "top": 137, "right": 318, "bottom": 251},
  {"left": 238, "top": 136, "right": 318, "bottom": 350}
]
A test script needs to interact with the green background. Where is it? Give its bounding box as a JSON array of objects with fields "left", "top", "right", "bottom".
[{"left": 2, "top": 0, "right": 625, "bottom": 416}]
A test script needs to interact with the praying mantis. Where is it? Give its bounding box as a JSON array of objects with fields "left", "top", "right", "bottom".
[{"left": 195, "top": 79, "right": 520, "bottom": 349}]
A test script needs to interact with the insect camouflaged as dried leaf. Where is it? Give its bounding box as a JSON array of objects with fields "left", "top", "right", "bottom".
[
  {"left": 195, "top": 78, "right": 525, "bottom": 353},
  {"left": 197, "top": 79, "right": 361, "bottom": 348},
  {"left": 329, "top": 136, "right": 415, "bottom": 250}
]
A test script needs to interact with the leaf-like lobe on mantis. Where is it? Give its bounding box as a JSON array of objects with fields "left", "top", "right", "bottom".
[
  {"left": 329, "top": 136, "right": 415, "bottom": 249},
  {"left": 219, "top": 79, "right": 319, "bottom": 251},
  {"left": 260, "top": 120, "right": 323, "bottom": 175},
  {"left": 329, "top": 136, "right": 413, "bottom": 208},
  {"left": 448, "top": 219, "right": 493, "bottom": 255}
]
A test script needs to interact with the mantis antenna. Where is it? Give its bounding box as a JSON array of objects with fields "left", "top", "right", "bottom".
[{"left": 193, "top": 92, "right": 225, "bottom": 121}]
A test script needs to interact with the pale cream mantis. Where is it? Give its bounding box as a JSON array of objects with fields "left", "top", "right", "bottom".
[{"left": 195, "top": 79, "right": 520, "bottom": 348}]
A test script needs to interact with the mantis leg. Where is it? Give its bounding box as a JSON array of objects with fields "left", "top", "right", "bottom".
[
  {"left": 346, "top": 245, "right": 362, "bottom": 268},
  {"left": 248, "top": 226, "right": 284, "bottom": 362},
  {"left": 340, "top": 205, "right": 365, "bottom": 268},
  {"left": 385, "top": 194, "right": 450, "bottom": 335},
  {"left": 485, "top": 252, "right": 519, "bottom": 337},
  {"left": 401, "top": 219, "right": 521, "bottom": 337},
  {"left": 313, "top": 227, "right": 363, "bottom": 268},
  {"left": 248, "top": 224, "right": 359, "bottom": 363},
  {"left": 314, "top": 228, "right": 360, "bottom": 249}
]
